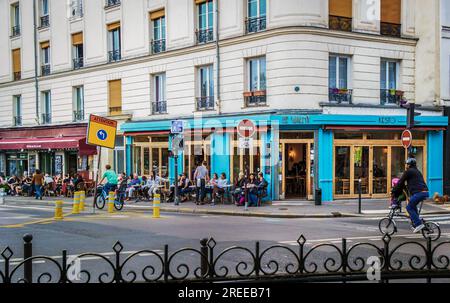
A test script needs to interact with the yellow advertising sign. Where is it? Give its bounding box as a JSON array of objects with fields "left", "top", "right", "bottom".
[{"left": 86, "top": 115, "right": 117, "bottom": 149}]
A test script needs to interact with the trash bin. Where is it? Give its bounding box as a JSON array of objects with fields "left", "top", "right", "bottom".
[{"left": 315, "top": 188, "right": 322, "bottom": 206}]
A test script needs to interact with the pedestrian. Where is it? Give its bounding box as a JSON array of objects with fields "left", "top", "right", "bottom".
[
  {"left": 32, "top": 169, "right": 45, "bottom": 200},
  {"left": 193, "top": 161, "right": 209, "bottom": 205}
]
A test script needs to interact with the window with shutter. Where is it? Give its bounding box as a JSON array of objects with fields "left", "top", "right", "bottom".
[{"left": 109, "top": 80, "right": 122, "bottom": 115}]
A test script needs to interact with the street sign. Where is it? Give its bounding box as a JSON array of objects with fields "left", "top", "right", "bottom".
[
  {"left": 401, "top": 129, "right": 413, "bottom": 149},
  {"left": 86, "top": 114, "right": 117, "bottom": 149},
  {"left": 237, "top": 119, "right": 256, "bottom": 138},
  {"left": 238, "top": 137, "right": 253, "bottom": 149},
  {"left": 171, "top": 120, "right": 184, "bottom": 134}
]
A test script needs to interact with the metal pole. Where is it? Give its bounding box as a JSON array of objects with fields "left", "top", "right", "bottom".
[
  {"left": 92, "top": 146, "right": 102, "bottom": 214},
  {"left": 200, "top": 238, "right": 208, "bottom": 278},
  {"left": 215, "top": 0, "right": 221, "bottom": 114},
  {"left": 33, "top": 0, "right": 40, "bottom": 124},
  {"left": 174, "top": 154, "right": 179, "bottom": 205},
  {"left": 23, "top": 234, "right": 33, "bottom": 283},
  {"left": 358, "top": 178, "right": 362, "bottom": 214}
]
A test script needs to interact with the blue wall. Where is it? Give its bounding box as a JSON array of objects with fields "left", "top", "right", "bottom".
[
  {"left": 211, "top": 132, "right": 231, "bottom": 178},
  {"left": 427, "top": 131, "right": 444, "bottom": 196},
  {"left": 318, "top": 128, "right": 333, "bottom": 202},
  {"left": 125, "top": 136, "right": 133, "bottom": 175}
]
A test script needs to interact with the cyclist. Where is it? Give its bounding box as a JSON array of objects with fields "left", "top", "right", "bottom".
[
  {"left": 392, "top": 158, "right": 429, "bottom": 233},
  {"left": 99, "top": 164, "right": 118, "bottom": 196}
]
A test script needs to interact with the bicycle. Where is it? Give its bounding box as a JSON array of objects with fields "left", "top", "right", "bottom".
[
  {"left": 94, "top": 184, "right": 126, "bottom": 211},
  {"left": 379, "top": 197, "right": 441, "bottom": 241}
]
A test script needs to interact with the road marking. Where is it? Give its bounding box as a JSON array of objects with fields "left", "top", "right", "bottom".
[{"left": 0, "top": 205, "right": 55, "bottom": 212}]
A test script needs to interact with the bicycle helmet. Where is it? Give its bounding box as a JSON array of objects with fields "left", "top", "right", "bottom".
[{"left": 406, "top": 158, "right": 417, "bottom": 166}]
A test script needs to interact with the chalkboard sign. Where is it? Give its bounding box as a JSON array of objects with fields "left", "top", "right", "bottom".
[{"left": 55, "top": 155, "right": 63, "bottom": 175}]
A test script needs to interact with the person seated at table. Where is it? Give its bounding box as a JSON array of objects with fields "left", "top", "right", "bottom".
[
  {"left": 211, "top": 173, "right": 228, "bottom": 205},
  {"left": 73, "top": 173, "right": 85, "bottom": 192},
  {"left": 179, "top": 173, "right": 193, "bottom": 202},
  {"left": 62, "top": 174, "right": 72, "bottom": 197},
  {"left": 7, "top": 175, "right": 20, "bottom": 196},
  {"left": 144, "top": 172, "right": 168, "bottom": 200},
  {"left": 126, "top": 174, "right": 141, "bottom": 201},
  {"left": 205, "top": 173, "right": 218, "bottom": 196},
  {"left": 167, "top": 174, "right": 183, "bottom": 202},
  {"left": 234, "top": 172, "right": 246, "bottom": 206},
  {"left": 20, "top": 175, "right": 33, "bottom": 196},
  {"left": 245, "top": 173, "right": 259, "bottom": 207}
]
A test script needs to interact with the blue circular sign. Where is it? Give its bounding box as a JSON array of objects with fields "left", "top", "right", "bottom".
[{"left": 97, "top": 129, "right": 108, "bottom": 141}]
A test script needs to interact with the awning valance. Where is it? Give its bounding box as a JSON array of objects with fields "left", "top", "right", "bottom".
[{"left": 0, "top": 136, "right": 97, "bottom": 155}]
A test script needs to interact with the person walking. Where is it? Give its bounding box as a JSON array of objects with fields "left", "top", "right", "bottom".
[
  {"left": 32, "top": 169, "right": 45, "bottom": 200},
  {"left": 193, "top": 161, "right": 209, "bottom": 205}
]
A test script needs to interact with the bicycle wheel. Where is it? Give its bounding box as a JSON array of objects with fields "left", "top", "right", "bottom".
[
  {"left": 422, "top": 222, "right": 441, "bottom": 241},
  {"left": 95, "top": 194, "right": 106, "bottom": 209},
  {"left": 379, "top": 217, "right": 397, "bottom": 235}
]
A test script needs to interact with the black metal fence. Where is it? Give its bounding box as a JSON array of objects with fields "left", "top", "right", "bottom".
[{"left": 1, "top": 234, "right": 450, "bottom": 283}]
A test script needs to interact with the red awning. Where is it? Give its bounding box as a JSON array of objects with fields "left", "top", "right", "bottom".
[{"left": 0, "top": 136, "right": 97, "bottom": 155}]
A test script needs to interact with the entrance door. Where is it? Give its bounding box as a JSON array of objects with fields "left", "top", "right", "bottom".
[
  {"left": 353, "top": 146, "right": 369, "bottom": 195},
  {"left": 230, "top": 140, "right": 261, "bottom": 183},
  {"left": 135, "top": 143, "right": 169, "bottom": 178},
  {"left": 280, "top": 139, "right": 314, "bottom": 200},
  {"left": 372, "top": 146, "right": 388, "bottom": 196},
  {"left": 67, "top": 153, "right": 78, "bottom": 176}
]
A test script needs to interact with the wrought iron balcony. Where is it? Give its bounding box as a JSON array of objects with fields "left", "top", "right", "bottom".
[
  {"left": 11, "top": 25, "right": 20, "bottom": 38},
  {"left": 196, "top": 28, "right": 214, "bottom": 44},
  {"left": 41, "top": 113, "right": 52, "bottom": 125},
  {"left": 108, "top": 50, "right": 121, "bottom": 63},
  {"left": 13, "top": 72, "right": 21, "bottom": 81},
  {"left": 152, "top": 101, "right": 167, "bottom": 114},
  {"left": 13, "top": 116, "right": 22, "bottom": 126},
  {"left": 329, "top": 15, "right": 352, "bottom": 32},
  {"left": 380, "top": 22, "right": 401, "bottom": 37},
  {"left": 105, "top": 0, "right": 120, "bottom": 9},
  {"left": 41, "top": 64, "right": 50, "bottom": 76},
  {"left": 329, "top": 88, "right": 353, "bottom": 104},
  {"left": 196, "top": 96, "right": 214, "bottom": 111},
  {"left": 70, "top": 3, "right": 83, "bottom": 19},
  {"left": 245, "top": 16, "right": 266, "bottom": 34},
  {"left": 73, "top": 110, "right": 84, "bottom": 122},
  {"left": 244, "top": 91, "right": 267, "bottom": 107},
  {"left": 380, "top": 89, "right": 404, "bottom": 105},
  {"left": 73, "top": 57, "right": 84, "bottom": 70},
  {"left": 151, "top": 39, "right": 166, "bottom": 54},
  {"left": 39, "top": 15, "right": 50, "bottom": 28}
]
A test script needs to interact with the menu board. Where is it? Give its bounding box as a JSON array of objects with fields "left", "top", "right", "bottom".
[{"left": 55, "top": 155, "right": 63, "bottom": 175}]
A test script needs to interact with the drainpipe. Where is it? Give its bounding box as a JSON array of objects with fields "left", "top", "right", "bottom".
[
  {"left": 33, "top": 0, "right": 40, "bottom": 125},
  {"left": 215, "top": 0, "right": 221, "bottom": 114}
]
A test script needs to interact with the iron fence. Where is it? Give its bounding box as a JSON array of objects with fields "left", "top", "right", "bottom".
[
  {"left": 1, "top": 234, "right": 449, "bottom": 283},
  {"left": 11, "top": 25, "right": 20, "bottom": 37},
  {"left": 196, "top": 28, "right": 214, "bottom": 44},
  {"left": 108, "top": 50, "right": 121, "bottom": 63},
  {"left": 329, "top": 15, "right": 352, "bottom": 32},
  {"left": 73, "top": 57, "right": 84, "bottom": 70},
  {"left": 105, "top": 0, "right": 121, "bottom": 9},
  {"left": 196, "top": 96, "right": 215, "bottom": 111},
  {"left": 40, "top": 15, "right": 50, "bottom": 28},
  {"left": 41, "top": 64, "right": 51, "bottom": 76},
  {"left": 380, "top": 22, "right": 401, "bottom": 38},
  {"left": 246, "top": 16, "right": 266, "bottom": 34},
  {"left": 151, "top": 39, "right": 166, "bottom": 54},
  {"left": 329, "top": 88, "right": 353, "bottom": 104}
]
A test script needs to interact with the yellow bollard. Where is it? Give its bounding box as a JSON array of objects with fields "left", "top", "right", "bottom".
[
  {"left": 72, "top": 191, "right": 80, "bottom": 214},
  {"left": 108, "top": 191, "right": 115, "bottom": 213},
  {"left": 79, "top": 191, "right": 86, "bottom": 212},
  {"left": 54, "top": 200, "right": 63, "bottom": 220},
  {"left": 153, "top": 193, "right": 161, "bottom": 218}
]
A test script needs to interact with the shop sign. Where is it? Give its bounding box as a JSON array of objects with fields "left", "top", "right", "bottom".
[
  {"left": 239, "top": 137, "right": 253, "bottom": 149},
  {"left": 26, "top": 145, "right": 42, "bottom": 149},
  {"left": 87, "top": 115, "right": 117, "bottom": 149},
  {"left": 171, "top": 120, "right": 184, "bottom": 134},
  {"left": 237, "top": 119, "right": 256, "bottom": 138}
]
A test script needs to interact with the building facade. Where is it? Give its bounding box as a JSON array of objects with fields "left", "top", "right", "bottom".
[{"left": 0, "top": 0, "right": 447, "bottom": 201}]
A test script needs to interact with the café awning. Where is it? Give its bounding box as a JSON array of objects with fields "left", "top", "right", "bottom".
[{"left": 0, "top": 136, "right": 97, "bottom": 155}]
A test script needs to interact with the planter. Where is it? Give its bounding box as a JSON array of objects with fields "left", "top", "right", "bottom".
[
  {"left": 253, "top": 90, "right": 266, "bottom": 96},
  {"left": 243, "top": 91, "right": 253, "bottom": 97}
]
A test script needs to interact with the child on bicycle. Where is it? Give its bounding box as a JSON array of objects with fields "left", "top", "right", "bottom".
[{"left": 390, "top": 177, "right": 406, "bottom": 209}]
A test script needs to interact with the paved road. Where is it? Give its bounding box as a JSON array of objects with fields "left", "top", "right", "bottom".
[{"left": 1, "top": 203, "right": 449, "bottom": 283}]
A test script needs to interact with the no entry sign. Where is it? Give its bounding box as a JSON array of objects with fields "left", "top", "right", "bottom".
[
  {"left": 401, "top": 129, "right": 413, "bottom": 149},
  {"left": 237, "top": 119, "right": 256, "bottom": 138}
]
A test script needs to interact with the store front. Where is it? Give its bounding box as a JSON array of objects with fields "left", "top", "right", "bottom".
[
  {"left": 0, "top": 124, "right": 96, "bottom": 178},
  {"left": 121, "top": 113, "right": 447, "bottom": 202}
]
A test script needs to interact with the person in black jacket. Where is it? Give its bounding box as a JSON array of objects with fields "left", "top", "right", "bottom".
[{"left": 392, "top": 158, "right": 429, "bottom": 233}]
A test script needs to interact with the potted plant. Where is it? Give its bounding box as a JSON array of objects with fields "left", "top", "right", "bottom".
[{"left": 253, "top": 90, "right": 266, "bottom": 97}]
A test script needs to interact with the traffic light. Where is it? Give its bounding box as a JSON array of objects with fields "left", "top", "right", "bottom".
[{"left": 406, "top": 103, "right": 421, "bottom": 129}]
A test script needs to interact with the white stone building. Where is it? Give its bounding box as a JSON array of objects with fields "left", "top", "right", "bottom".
[{"left": 0, "top": 0, "right": 447, "bottom": 201}]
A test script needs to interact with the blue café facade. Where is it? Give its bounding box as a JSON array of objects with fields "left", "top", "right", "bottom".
[{"left": 121, "top": 112, "right": 447, "bottom": 202}]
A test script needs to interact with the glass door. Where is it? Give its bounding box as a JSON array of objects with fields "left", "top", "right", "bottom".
[
  {"left": 353, "top": 146, "right": 369, "bottom": 195},
  {"left": 372, "top": 146, "right": 388, "bottom": 195}
]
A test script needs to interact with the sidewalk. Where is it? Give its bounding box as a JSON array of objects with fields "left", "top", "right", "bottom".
[{"left": 3, "top": 195, "right": 450, "bottom": 219}]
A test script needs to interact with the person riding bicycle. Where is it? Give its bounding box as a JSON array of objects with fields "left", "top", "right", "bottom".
[
  {"left": 392, "top": 158, "right": 429, "bottom": 233},
  {"left": 99, "top": 164, "right": 118, "bottom": 195}
]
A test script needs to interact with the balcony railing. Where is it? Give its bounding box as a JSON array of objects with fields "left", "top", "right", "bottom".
[
  {"left": 73, "top": 57, "right": 84, "bottom": 70},
  {"left": 245, "top": 16, "right": 266, "bottom": 34},
  {"left": 329, "top": 15, "right": 352, "bottom": 32},
  {"left": 105, "top": 0, "right": 120, "bottom": 9},
  {"left": 13, "top": 116, "right": 22, "bottom": 126},
  {"left": 109, "top": 106, "right": 122, "bottom": 116},
  {"left": 11, "top": 25, "right": 20, "bottom": 38},
  {"left": 244, "top": 91, "right": 267, "bottom": 107},
  {"left": 329, "top": 88, "right": 353, "bottom": 104},
  {"left": 196, "top": 96, "right": 214, "bottom": 111},
  {"left": 380, "top": 22, "right": 401, "bottom": 37},
  {"left": 73, "top": 110, "right": 84, "bottom": 122},
  {"left": 108, "top": 50, "right": 121, "bottom": 63},
  {"left": 41, "top": 64, "right": 50, "bottom": 76},
  {"left": 152, "top": 101, "right": 167, "bottom": 114},
  {"left": 196, "top": 28, "right": 214, "bottom": 44},
  {"left": 380, "top": 89, "right": 404, "bottom": 105},
  {"left": 151, "top": 39, "right": 166, "bottom": 54},
  {"left": 70, "top": 3, "right": 83, "bottom": 19},
  {"left": 13, "top": 72, "right": 21, "bottom": 81},
  {"left": 41, "top": 113, "right": 52, "bottom": 125},
  {"left": 39, "top": 15, "right": 50, "bottom": 28}
]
